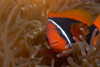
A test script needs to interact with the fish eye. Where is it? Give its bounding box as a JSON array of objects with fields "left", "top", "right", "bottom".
[{"left": 56, "top": 28, "right": 62, "bottom": 34}]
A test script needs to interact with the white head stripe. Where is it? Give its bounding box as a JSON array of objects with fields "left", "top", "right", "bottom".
[{"left": 48, "top": 19, "right": 72, "bottom": 47}]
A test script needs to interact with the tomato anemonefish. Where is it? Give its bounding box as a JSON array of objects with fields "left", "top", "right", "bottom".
[{"left": 46, "top": 9, "right": 100, "bottom": 56}]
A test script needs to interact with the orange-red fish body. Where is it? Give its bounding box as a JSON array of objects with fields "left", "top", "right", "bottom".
[{"left": 46, "top": 9, "right": 100, "bottom": 57}]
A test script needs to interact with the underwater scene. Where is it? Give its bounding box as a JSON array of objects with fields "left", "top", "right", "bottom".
[{"left": 0, "top": 0, "right": 100, "bottom": 67}]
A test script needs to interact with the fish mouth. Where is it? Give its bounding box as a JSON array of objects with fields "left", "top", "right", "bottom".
[{"left": 51, "top": 41, "right": 58, "bottom": 46}]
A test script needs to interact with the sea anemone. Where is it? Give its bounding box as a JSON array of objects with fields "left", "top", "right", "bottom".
[{"left": 0, "top": 0, "right": 100, "bottom": 67}]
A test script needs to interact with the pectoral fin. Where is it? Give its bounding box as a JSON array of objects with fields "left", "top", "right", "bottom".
[{"left": 71, "top": 23, "right": 89, "bottom": 40}]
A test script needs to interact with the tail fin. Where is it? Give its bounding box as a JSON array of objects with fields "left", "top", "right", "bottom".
[{"left": 93, "top": 15, "right": 100, "bottom": 32}]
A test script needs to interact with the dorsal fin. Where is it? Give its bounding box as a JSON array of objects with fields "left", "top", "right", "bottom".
[{"left": 48, "top": 9, "right": 93, "bottom": 26}]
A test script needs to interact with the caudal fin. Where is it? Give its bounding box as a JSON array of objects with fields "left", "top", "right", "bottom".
[{"left": 93, "top": 15, "right": 100, "bottom": 32}]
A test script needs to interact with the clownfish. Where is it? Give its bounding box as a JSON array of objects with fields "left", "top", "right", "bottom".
[{"left": 46, "top": 9, "right": 100, "bottom": 56}]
